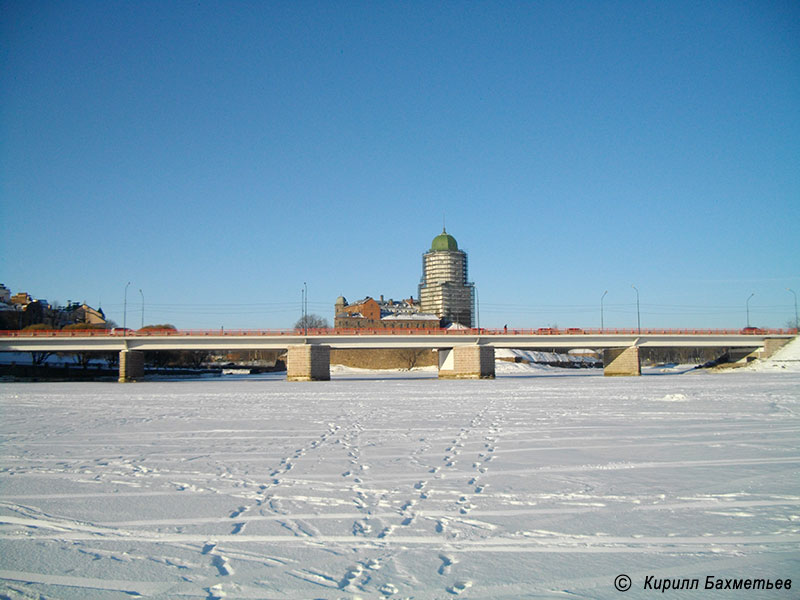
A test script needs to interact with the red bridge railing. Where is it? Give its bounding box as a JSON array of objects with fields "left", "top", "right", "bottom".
[{"left": 0, "top": 327, "right": 796, "bottom": 338}]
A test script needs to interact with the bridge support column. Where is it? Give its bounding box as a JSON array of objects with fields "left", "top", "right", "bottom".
[
  {"left": 438, "top": 345, "right": 495, "bottom": 379},
  {"left": 287, "top": 345, "right": 330, "bottom": 381},
  {"left": 762, "top": 337, "right": 791, "bottom": 359},
  {"left": 118, "top": 350, "right": 144, "bottom": 382},
  {"left": 603, "top": 347, "right": 641, "bottom": 376}
]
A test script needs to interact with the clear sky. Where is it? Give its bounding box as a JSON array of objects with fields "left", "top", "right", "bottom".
[{"left": 1, "top": 1, "right": 798, "bottom": 331}]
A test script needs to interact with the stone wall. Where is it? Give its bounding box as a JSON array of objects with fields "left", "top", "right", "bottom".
[{"left": 330, "top": 348, "right": 438, "bottom": 370}]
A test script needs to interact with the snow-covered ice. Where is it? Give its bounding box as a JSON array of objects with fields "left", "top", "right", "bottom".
[{"left": 1, "top": 365, "right": 799, "bottom": 598}]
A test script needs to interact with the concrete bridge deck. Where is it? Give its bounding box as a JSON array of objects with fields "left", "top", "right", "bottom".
[
  {"left": 0, "top": 329, "right": 793, "bottom": 352},
  {"left": 1, "top": 329, "right": 794, "bottom": 381}
]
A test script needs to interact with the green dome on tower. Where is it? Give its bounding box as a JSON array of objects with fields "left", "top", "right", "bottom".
[{"left": 431, "top": 229, "right": 458, "bottom": 251}]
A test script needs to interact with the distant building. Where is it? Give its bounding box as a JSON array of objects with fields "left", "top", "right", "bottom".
[
  {"left": 419, "top": 228, "right": 475, "bottom": 327},
  {"left": 49, "top": 301, "right": 107, "bottom": 328},
  {"left": 0, "top": 286, "right": 23, "bottom": 329},
  {"left": 10, "top": 292, "right": 32, "bottom": 307},
  {"left": 334, "top": 295, "right": 439, "bottom": 329},
  {"left": 333, "top": 228, "right": 477, "bottom": 330},
  {"left": 335, "top": 296, "right": 381, "bottom": 323},
  {"left": 380, "top": 312, "right": 440, "bottom": 328},
  {"left": 72, "top": 303, "right": 107, "bottom": 326},
  {"left": 0, "top": 285, "right": 108, "bottom": 330}
]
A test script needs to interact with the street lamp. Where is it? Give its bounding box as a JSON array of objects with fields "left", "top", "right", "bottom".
[
  {"left": 787, "top": 288, "right": 798, "bottom": 330},
  {"left": 474, "top": 286, "right": 480, "bottom": 331},
  {"left": 123, "top": 281, "right": 131, "bottom": 336},
  {"left": 601, "top": 290, "right": 608, "bottom": 332},
  {"left": 139, "top": 289, "right": 144, "bottom": 330},
  {"left": 302, "top": 282, "right": 308, "bottom": 335},
  {"left": 746, "top": 293, "right": 755, "bottom": 328},
  {"left": 631, "top": 285, "right": 640, "bottom": 334}
]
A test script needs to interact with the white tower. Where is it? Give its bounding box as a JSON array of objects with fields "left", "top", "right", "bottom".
[{"left": 419, "top": 229, "right": 475, "bottom": 327}]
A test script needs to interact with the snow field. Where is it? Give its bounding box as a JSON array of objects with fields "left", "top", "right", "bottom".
[{"left": 1, "top": 368, "right": 799, "bottom": 599}]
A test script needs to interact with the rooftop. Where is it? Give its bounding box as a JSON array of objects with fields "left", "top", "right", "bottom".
[{"left": 430, "top": 228, "right": 458, "bottom": 252}]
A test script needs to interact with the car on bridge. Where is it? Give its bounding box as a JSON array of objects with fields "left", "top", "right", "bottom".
[{"left": 740, "top": 327, "right": 765, "bottom": 335}]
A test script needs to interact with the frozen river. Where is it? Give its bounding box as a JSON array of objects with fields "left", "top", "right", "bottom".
[{"left": 1, "top": 367, "right": 798, "bottom": 599}]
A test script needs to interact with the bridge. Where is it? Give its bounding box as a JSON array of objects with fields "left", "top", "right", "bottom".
[{"left": 1, "top": 328, "right": 795, "bottom": 381}]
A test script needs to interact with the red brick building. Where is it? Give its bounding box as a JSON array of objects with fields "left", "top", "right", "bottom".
[{"left": 334, "top": 296, "right": 440, "bottom": 329}]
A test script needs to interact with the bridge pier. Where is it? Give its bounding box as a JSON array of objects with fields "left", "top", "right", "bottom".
[
  {"left": 118, "top": 350, "right": 144, "bottom": 382},
  {"left": 438, "top": 345, "right": 495, "bottom": 379},
  {"left": 762, "top": 337, "right": 791, "bottom": 359},
  {"left": 603, "top": 346, "right": 641, "bottom": 376},
  {"left": 287, "top": 345, "right": 330, "bottom": 381}
]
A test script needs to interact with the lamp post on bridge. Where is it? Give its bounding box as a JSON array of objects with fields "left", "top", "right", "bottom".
[
  {"left": 123, "top": 281, "right": 131, "bottom": 337},
  {"left": 474, "top": 286, "right": 480, "bottom": 331},
  {"left": 788, "top": 288, "right": 798, "bottom": 330},
  {"left": 631, "top": 285, "right": 640, "bottom": 334},
  {"left": 601, "top": 290, "right": 608, "bottom": 332},
  {"left": 302, "top": 282, "right": 308, "bottom": 335},
  {"left": 746, "top": 293, "right": 755, "bottom": 328},
  {"left": 139, "top": 289, "right": 144, "bottom": 330}
]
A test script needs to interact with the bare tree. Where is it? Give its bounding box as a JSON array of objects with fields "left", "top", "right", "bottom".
[
  {"left": 398, "top": 349, "right": 430, "bottom": 369},
  {"left": 178, "top": 350, "right": 211, "bottom": 369},
  {"left": 72, "top": 352, "right": 93, "bottom": 369},
  {"left": 294, "top": 314, "right": 330, "bottom": 330},
  {"left": 30, "top": 351, "right": 53, "bottom": 365},
  {"left": 103, "top": 352, "right": 119, "bottom": 369}
]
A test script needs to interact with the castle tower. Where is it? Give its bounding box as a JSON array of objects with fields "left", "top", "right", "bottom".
[{"left": 419, "top": 229, "right": 475, "bottom": 327}]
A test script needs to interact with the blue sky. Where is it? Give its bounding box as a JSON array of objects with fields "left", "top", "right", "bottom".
[{"left": 1, "top": 1, "right": 798, "bottom": 330}]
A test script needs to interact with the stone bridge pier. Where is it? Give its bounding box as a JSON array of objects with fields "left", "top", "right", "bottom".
[
  {"left": 603, "top": 346, "right": 641, "bottom": 376},
  {"left": 438, "top": 345, "right": 496, "bottom": 379},
  {"left": 763, "top": 337, "right": 791, "bottom": 359},
  {"left": 118, "top": 350, "right": 145, "bottom": 382},
  {"left": 287, "top": 344, "right": 331, "bottom": 381},
  {"left": 285, "top": 344, "right": 497, "bottom": 381}
]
